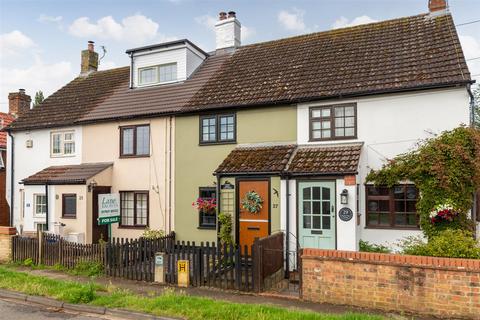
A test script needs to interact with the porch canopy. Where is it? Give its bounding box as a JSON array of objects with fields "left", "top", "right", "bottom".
[
  {"left": 214, "top": 143, "right": 363, "bottom": 176},
  {"left": 21, "top": 162, "right": 113, "bottom": 185}
]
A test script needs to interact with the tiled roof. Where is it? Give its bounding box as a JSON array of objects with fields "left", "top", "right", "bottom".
[
  {"left": 186, "top": 13, "right": 471, "bottom": 111},
  {"left": 215, "top": 143, "right": 363, "bottom": 175},
  {"left": 8, "top": 67, "right": 130, "bottom": 131},
  {"left": 286, "top": 144, "right": 363, "bottom": 175},
  {"left": 7, "top": 12, "right": 471, "bottom": 131},
  {"left": 215, "top": 144, "right": 296, "bottom": 174},
  {"left": 22, "top": 163, "right": 113, "bottom": 185},
  {"left": 80, "top": 54, "right": 229, "bottom": 122},
  {"left": 0, "top": 113, "right": 14, "bottom": 148}
]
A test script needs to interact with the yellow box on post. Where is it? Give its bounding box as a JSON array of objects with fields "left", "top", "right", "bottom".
[{"left": 177, "top": 260, "right": 189, "bottom": 287}]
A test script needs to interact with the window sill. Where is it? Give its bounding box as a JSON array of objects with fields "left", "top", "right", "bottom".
[
  {"left": 119, "top": 155, "right": 150, "bottom": 159},
  {"left": 118, "top": 225, "right": 148, "bottom": 230},
  {"left": 50, "top": 154, "right": 76, "bottom": 158},
  {"left": 308, "top": 137, "right": 357, "bottom": 143},
  {"left": 197, "top": 226, "right": 216, "bottom": 230},
  {"left": 199, "top": 141, "right": 236, "bottom": 146},
  {"left": 61, "top": 216, "right": 76, "bottom": 219},
  {"left": 364, "top": 226, "right": 420, "bottom": 231}
]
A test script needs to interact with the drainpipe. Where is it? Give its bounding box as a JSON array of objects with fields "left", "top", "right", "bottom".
[
  {"left": 216, "top": 174, "right": 221, "bottom": 243},
  {"left": 285, "top": 176, "right": 290, "bottom": 278},
  {"left": 129, "top": 52, "right": 134, "bottom": 89},
  {"left": 467, "top": 85, "right": 476, "bottom": 127},
  {"left": 7, "top": 131, "right": 14, "bottom": 227},
  {"left": 45, "top": 183, "right": 49, "bottom": 231},
  {"left": 168, "top": 116, "right": 173, "bottom": 233}
]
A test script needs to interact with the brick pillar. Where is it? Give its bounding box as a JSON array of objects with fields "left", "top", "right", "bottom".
[{"left": 0, "top": 226, "right": 16, "bottom": 262}]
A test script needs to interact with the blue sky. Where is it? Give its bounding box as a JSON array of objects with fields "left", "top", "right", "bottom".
[{"left": 1, "top": 0, "right": 479, "bottom": 112}]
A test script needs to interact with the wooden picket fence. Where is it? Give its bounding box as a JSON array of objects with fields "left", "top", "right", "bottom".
[
  {"left": 12, "top": 233, "right": 104, "bottom": 268},
  {"left": 104, "top": 233, "right": 176, "bottom": 282},
  {"left": 11, "top": 236, "right": 39, "bottom": 264},
  {"left": 164, "top": 241, "right": 255, "bottom": 291}
]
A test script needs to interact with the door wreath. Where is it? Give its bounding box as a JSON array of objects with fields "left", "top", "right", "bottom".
[{"left": 241, "top": 190, "right": 263, "bottom": 213}]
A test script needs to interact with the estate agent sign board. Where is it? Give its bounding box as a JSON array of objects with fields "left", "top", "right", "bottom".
[{"left": 98, "top": 193, "right": 120, "bottom": 225}]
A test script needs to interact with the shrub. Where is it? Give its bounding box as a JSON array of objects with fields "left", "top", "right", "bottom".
[
  {"left": 218, "top": 212, "right": 233, "bottom": 246},
  {"left": 366, "top": 127, "right": 480, "bottom": 239},
  {"left": 141, "top": 228, "right": 165, "bottom": 239},
  {"left": 71, "top": 261, "right": 104, "bottom": 277},
  {"left": 399, "top": 229, "right": 480, "bottom": 259},
  {"left": 23, "top": 258, "right": 34, "bottom": 267},
  {"left": 359, "top": 240, "right": 391, "bottom": 253}
]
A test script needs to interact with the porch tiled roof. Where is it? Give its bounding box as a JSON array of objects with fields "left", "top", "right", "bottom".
[
  {"left": 286, "top": 144, "right": 363, "bottom": 175},
  {"left": 215, "top": 144, "right": 296, "bottom": 174},
  {"left": 215, "top": 143, "right": 363, "bottom": 175},
  {"left": 22, "top": 162, "right": 113, "bottom": 185}
]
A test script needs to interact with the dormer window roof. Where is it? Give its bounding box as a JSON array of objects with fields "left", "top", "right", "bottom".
[{"left": 126, "top": 39, "right": 208, "bottom": 88}]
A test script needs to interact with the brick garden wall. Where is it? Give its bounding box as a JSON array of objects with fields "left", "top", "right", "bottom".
[{"left": 301, "top": 249, "right": 480, "bottom": 319}]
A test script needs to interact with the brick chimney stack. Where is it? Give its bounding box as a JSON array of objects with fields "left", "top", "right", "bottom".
[
  {"left": 429, "top": 0, "right": 448, "bottom": 13},
  {"left": 8, "top": 89, "right": 31, "bottom": 118},
  {"left": 81, "top": 40, "right": 98, "bottom": 75}
]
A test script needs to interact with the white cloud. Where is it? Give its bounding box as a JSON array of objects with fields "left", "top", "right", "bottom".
[
  {"left": 460, "top": 35, "right": 480, "bottom": 81},
  {"left": 68, "top": 14, "right": 160, "bottom": 45},
  {"left": 332, "top": 15, "right": 378, "bottom": 29},
  {"left": 278, "top": 8, "right": 306, "bottom": 32},
  {"left": 195, "top": 14, "right": 255, "bottom": 42},
  {"left": 38, "top": 14, "right": 63, "bottom": 24},
  {"left": 0, "top": 56, "right": 74, "bottom": 112},
  {"left": 0, "top": 30, "right": 35, "bottom": 57}
]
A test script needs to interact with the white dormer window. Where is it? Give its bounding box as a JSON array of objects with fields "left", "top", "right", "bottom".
[
  {"left": 138, "top": 63, "right": 177, "bottom": 86},
  {"left": 51, "top": 131, "right": 75, "bottom": 157}
]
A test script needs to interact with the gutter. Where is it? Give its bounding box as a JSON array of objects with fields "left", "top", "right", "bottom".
[{"left": 7, "top": 131, "right": 14, "bottom": 227}]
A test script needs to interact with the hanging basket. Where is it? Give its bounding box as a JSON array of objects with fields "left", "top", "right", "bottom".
[{"left": 241, "top": 190, "right": 263, "bottom": 214}]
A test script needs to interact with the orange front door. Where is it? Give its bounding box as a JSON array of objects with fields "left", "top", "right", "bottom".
[{"left": 238, "top": 179, "right": 270, "bottom": 251}]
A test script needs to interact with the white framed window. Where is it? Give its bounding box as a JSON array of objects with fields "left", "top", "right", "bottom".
[
  {"left": 51, "top": 131, "right": 75, "bottom": 157},
  {"left": 0, "top": 152, "right": 4, "bottom": 169},
  {"left": 138, "top": 63, "right": 177, "bottom": 86},
  {"left": 34, "top": 194, "right": 47, "bottom": 216}
]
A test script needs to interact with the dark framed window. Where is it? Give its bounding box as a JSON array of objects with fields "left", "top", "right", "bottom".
[
  {"left": 366, "top": 185, "right": 419, "bottom": 229},
  {"left": 120, "top": 125, "right": 150, "bottom": 157},
  {"left": 198, "top": 187, "right": 216, "bottom": 229},
  {"left": 120, "top": 191, "right": 149, "bottom": 228},
  {"left": 310, "top": 104, "right": 356, "bottom": 141},
  {"left": 62, "top": 194, "right": 77, "bottom": 218},
  {"left": 200, "top": 114, "right": 236, "bottom": 144}
]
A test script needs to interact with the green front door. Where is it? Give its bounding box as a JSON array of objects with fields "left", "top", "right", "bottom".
[{"left": 298, "top": 181, "right": 336, "bottom": 249}]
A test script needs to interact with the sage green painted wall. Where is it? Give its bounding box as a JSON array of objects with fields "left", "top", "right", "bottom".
[{"left": 175, "top": 105, "right": 296, "bottom": 243}]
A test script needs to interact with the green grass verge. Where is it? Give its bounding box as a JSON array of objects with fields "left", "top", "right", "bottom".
[{"left": 0, "top": 266, "right": 384, "bottom": 320}]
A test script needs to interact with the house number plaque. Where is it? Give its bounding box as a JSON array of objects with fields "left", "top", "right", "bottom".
[{"left": 338, "top": 207, "right": 353, "bottom": 222}]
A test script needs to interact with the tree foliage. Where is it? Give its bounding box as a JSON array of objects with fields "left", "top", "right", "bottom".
[
  {"left": 34, "top": 90, "right": 44, "bottom": 107},
  {"left": 366, "top": 126, "right": 480, "bottom": 238},
  {"left": 474, "top": 86, "right": 480, "bottom": 128}
]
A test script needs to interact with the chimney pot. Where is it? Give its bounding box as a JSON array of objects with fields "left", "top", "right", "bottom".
[
  {"left": 219, "top": 11, "right": 227, "bottom": 20},
  {"left": 87, "top": 40, "right": 94, "bottom": 52},
  {"left": 228, "top": 11, "right": 236, "bottom": 18},
  {"left": 8, "top": 89, "right": 31, "bottom": 118},
  {"left": 429, "top": 0, "right": 447, "bottom": 12}
]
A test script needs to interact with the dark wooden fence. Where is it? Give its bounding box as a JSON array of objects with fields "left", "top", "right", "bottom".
[
  {"left": 42, "top": 233, "right": 104, "bottom": 268},
  {"left": 12, "top": 233, "right": 104, "bottom": 268},
  {"left": 252, "top": 232, "right": 284, "bottom": 291},
  {"left": 11, "top": 236, "right": 39, "bottom": 264},
  {"left": 164, "top": 241, "right": 255, "bottom": 291},
  {"left": 104, "top": 232, "right": 175, "bottom": 282}
]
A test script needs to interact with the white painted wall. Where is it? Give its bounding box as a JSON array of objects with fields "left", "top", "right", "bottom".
[
  {"left": 295, "top": 87, "right": 471, "bottom": 249},
  {"left": 132, "top": 42, "right": 206, "bottom": 88},
  {"left": 335, "top": 178, "right": 357, "bottom": 251},
  {"left": 215, "top": 17, "right": 241, "bottom": 50},
  {"left": 7, "top": 126, "right": 82, "bottom": 232}
]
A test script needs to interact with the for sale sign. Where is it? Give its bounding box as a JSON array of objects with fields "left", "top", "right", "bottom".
[{"left": 98, "top": 193, "right": 120, "bottom": 225}]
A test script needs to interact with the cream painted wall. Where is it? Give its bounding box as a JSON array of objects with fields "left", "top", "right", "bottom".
[
  {"left": 53, "top": 185, "right": 88, "bottom": 243},
  {"left": 82, "top": 118, "right": 174, "bottom": 239}
]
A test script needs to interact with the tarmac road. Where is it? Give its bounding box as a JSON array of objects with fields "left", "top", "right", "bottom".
[{"left": 0, "top": 298, "right": 105, "bottom": 320}]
